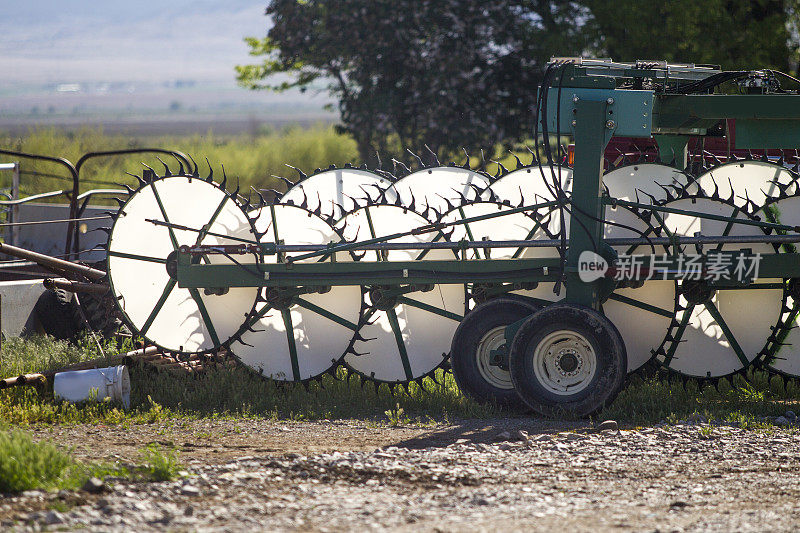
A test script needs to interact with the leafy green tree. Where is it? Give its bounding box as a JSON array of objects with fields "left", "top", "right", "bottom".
[
  {"left": 236, "top": 0, "right": 588, "bottom": 165},
  {"left": 585, "top": 0, "right": 799, "bottom": 71}
]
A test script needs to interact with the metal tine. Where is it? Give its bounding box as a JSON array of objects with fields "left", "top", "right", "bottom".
[
  {"left": 709, "top": 175, "right": 720, "bottom": 199},
  {"left": 187, "top": 154, "right": 200, "bottom": 177},
  {"left": 653, "top": 181, "right": 676, "bottom": 203},
  {"left": 359, "top": 183, "right": 385, "bottom": 203},
  {"left": 392, "top": 158, "right": 411, "bottom": 177},
  {"left": 490, "top": 160, "right": 507, "bottom": 178},
  {"left": 232, "top": 176, "right": 241, "bottom": 200},
  {"left": 509, "top": 150, "right": 524, "bottom": 170},
  {"left": 154, "top": 156, "right": 173, "bottom": 177},
  {"left": 424, "top": 144, "right": 440, "bottom": 167},
  {"left": 351, "top": 330, "right": 376, "bottom": 343},
  {"left": 205, "top": 157, "right": 214, "bottom": 182},
  {"left": 220, "top": 165, "right": 228, "bottom": 190},
  {"left": 125, "top": 171, "right": 147, "bottom": 187},
  {"left": 704, "top": 149, "right": 723, "bottom": 167},
  {"left": 285, "top": 164, "right": 307, "bottom": 181},
  {"left": 407, "top": 189, "right": 417, "bottom": 213},
  {"left": 271, "top": 174, "right": 295, "bottom": 190},
  {"left": 117, "top": 183, "right": 136, "bottom": 195},
  {"left": 461, "top": 148, "right": 473, "bottom": 170},
  {"left": 406, "top": 149, "right": 424, "bottom": 169},
  {"left": 466, "top": 182, "right": 485, "bottom": 200},
  {"left": 250, "top": 186, "right": 267, "bottom": 207},
  {"left": 526, "top": 146, "right": 539, "bottom": 166},
  {"left": 240, "top": 192, "right": 252, "bottom": 211},
  {"left": 237, "top": 338, "right": 256, "bottom": 348},
  {"left": 423, "top": 205, "right": 442, "bottom": 222},
  {"left": 374, "top": 168, "right": 397, "bottom": 181},
  {"left": 435, "top": 192, "right": 457, "bottom": 213},
  {"left": 170, "top": 153, "right": 186, "bottom": 176},
  {"left": 724, "top": 176, "right": 737, "bottom": 205},
  {"left": 141, "top": 163, "right": 160, "bottom": 182}
]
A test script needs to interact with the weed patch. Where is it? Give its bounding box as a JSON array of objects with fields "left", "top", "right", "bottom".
[{"left": 0, "top": 430, "right": 75, "bottom": 493}]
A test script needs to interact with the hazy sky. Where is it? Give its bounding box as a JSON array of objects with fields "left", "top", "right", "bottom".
[{"left": 0, "top": 0, "right": 271, "bottom": 86}]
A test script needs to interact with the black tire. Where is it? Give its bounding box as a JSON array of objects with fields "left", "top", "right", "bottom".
[
  {"left": 451, "top": 297, "right": 541, "bottom": 408},
  {"left": 509, "top": 303, "right": 627, "bottom": 418},
  {"left": 76, "top": 291, "right": 126, "bottom": 337},
  {"left": 34, "top": 288, "right": 82, "bottom": 340}
]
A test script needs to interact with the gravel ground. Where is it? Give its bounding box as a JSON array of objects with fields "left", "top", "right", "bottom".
[{"left": 4, "top": 419, "right": 800, "bottom": 532}]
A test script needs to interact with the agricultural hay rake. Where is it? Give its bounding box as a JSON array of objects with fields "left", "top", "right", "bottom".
[{"left": 104, "top": 58, "right": 800, "bottom": 417}]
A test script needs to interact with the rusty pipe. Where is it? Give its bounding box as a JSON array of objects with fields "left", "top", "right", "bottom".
[
  {"left": 0, "top": 373, "right": 47, "bottom": 390},
  {"left": 0, "top": 242, "right": 105, "bottom": 280},
  {"left": 44, "top": 278, "right": 110, "bottom": 294}
]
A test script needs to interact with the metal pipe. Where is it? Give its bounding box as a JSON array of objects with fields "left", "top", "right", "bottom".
[
  {"left": 44, "top": 278, "right": 109, "bottom": 294},
  {"left": 40, "top": 346, "right": 160, "bottom": 377},
  {"left": 0, "top": 242, "right": 106, "bottom": 280},
  {"left": 188, "top": 232, "right": 800, "bottom": 255},
  {"left": 606, "top": 197, "right": 800, "bottom": 233},
  {"left": 0, "top": 215, "right": 111, "bottom": 227},
  {"left": 0, "top": 373, "right": 46, "bottom": 390}
]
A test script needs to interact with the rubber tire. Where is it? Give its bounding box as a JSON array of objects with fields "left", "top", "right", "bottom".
[
  {"left": 34, "top": 288, "right": 82, "bottom": 340},
  {"left": 451, "top": 296, "right": 541, "bottom": 408},
  {"left": 77, "top": 291, "right": 126, "bottom": 337},
  {"left": 509, "top": 303, "right": 627, "bottom": 418}
]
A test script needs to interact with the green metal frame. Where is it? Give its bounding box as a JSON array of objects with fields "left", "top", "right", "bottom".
[{"left": 174, "top": 59, "right": 800, "bottom": 318}]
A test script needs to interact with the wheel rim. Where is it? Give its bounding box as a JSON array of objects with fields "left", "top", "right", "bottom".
[
  {"left": 476, "top": 326, "right": 514, "bottom": 390},
  {"left": 532, "top": 329, "right": 597, "bottom": 395}
]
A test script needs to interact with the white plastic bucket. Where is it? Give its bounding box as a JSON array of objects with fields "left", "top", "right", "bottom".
[{"left": 53, "top": 365, "right": 131, "bottom": 409}]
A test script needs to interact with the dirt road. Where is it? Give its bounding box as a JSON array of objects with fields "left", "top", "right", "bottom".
[{"left": 4, "top": 418, "right": 800, "bottom": 531}]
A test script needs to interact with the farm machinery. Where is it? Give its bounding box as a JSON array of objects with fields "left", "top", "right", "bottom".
[{"left": 99, "top": 58, "right": 800, "bottom": 417}]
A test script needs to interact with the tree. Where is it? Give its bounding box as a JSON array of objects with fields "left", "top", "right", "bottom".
[
  {"left": 236, "top": 0, "right": 588, "bottom": 165},
  {"left": 584, "top": 0, "right": 799, "bottom": 71}
]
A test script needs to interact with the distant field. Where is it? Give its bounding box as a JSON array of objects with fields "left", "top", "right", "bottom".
[
  {"left": 0, "top": 113, "right": 335, "bottom": 137},
  {"left": 0, "top": 125, "right": 359, "bottom": 199}
]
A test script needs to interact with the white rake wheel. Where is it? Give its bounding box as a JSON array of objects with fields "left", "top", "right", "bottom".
[
  {"left": 483, "top": 165, "right": 572, "bottom": 206},
  {"left": 386, "top": 166, "right": 492, "bottom": 219},
  {"left": 106, "top": 175, "right": 259, "bottom": 354},
  {"left": 280, "top": 168, "right": 393, "bottom": 222},
  {"left": 695, "top": 160, "right": 796, "bottom": 209},
  {"left": 336, "top": 204, "right": 465, "bottom": 384},
  {"left": 654, "top": 196, "right": 783, "bottom": 379},
  {"left": 232, "top": 203, "right": 363, "bottom": 382},
  {"left": 756, "top": 193, "right": 800, "bottom": 378}
]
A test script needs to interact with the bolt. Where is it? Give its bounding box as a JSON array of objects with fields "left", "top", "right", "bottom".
[
  {"left": 572, "top": 95, "right": 579, "bottom": 103},
  {"left": 606, "top": 120, "right": 616, "bottom": 129},
  {"left": 606, "top": 98, "right": 614, "bottom": 105},
  {"left": 571, "top": 119, "right": 577, "bottom": 126}
]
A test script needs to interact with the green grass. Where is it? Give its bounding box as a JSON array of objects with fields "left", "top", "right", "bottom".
[
  {"left": 0, "top": 335, "right": 499, "bottom": 426},
  {"left": 599, "top": 370, "right": 800, "bottom": 426},
  {"left": 0, "top": 430, "right": 76, "bottom": 492},
  {"left": 4, "top": 335, "right": 800, "bottom": 429},
  {"left": 139, "top": 444, "right": 182, "bottom": 482},
  {"left": 0, "top": 428, "right": 185, "bottom": 493}
]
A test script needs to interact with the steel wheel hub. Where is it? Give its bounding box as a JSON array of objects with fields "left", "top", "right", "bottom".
[
  {"left": 476, "top": 326, "right": 514, "bottom": 390},
  {"left": 533, "top": 330, "right": 596, "bottom": 395}
]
